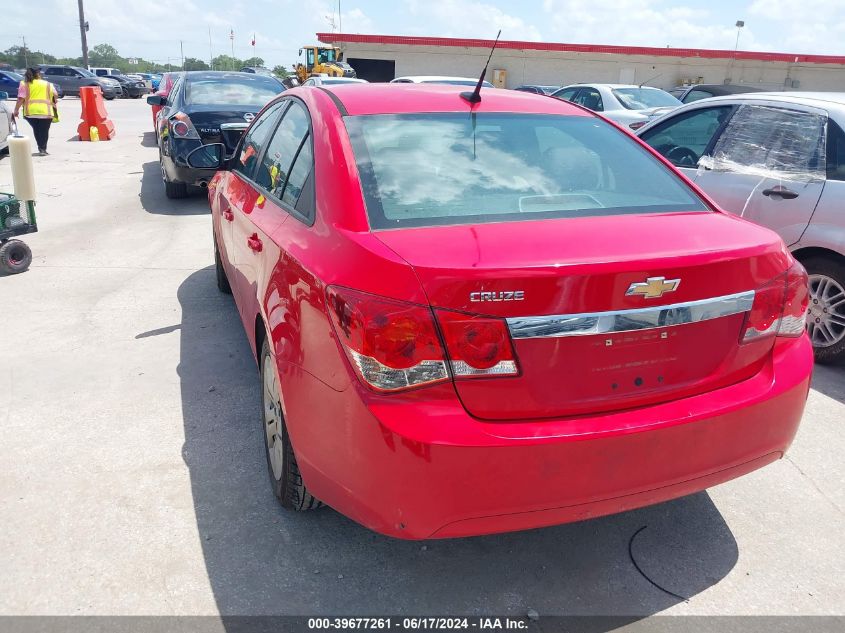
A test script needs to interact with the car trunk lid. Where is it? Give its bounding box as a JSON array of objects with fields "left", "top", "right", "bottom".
[{"left": 374, "top": 212, "right": 790, "bottom": 420}]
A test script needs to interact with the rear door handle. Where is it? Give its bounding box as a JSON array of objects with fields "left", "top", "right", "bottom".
[
  {"left": 762, "top": 186, "right": 799, "bottom": 200},
  {"left": 247, "top": 233, "right": 263, "bottom": 253}
]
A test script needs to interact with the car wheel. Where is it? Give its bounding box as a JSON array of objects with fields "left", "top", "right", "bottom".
[
  {"left": 104, "top": 95, "right": 115, "bottom": 100},
  {"left": 214, "top": 230, "right": 231, "bottom": 294},
  {"left": 0, "top": 239, "right": 33, "bottom": 275},
  {"left": 804, "top": 256, "right": 845, "bottom": 364},
  {"left": 260, "top": 338, "right": 322, "bottom": 511},
  {"left": 161, "top": 157, "right": 187, "bottom": 199}
]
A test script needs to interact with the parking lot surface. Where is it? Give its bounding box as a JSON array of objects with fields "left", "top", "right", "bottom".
[{"left": 0, "top": 99, "right": 843, "bottom": 619}]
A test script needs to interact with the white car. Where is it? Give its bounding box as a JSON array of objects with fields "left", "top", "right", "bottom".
[
  {"left": 391, "top": 75, "right": 495, "bottom": 88},
  {"left": 301, "top": 76, "right": 368, "bottom": 87},
  {"left": 551, "top": 84, "right": 682, "bottom": 130},
  {"left": 0, "top": 93, "right": 13, "bottom": 155}
]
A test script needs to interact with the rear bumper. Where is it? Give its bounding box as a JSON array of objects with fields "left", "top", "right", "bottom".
[{"left": 286, "top": 336, "right": 813, "bottom": 539}]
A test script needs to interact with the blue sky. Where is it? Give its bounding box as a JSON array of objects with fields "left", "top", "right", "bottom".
[{"left": 3, "top": 0, "right": 844, "bottom": 68}]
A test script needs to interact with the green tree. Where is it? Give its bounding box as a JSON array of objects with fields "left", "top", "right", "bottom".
[
  {"left": 211, "top": 55, "right": 242, "bottom": 71},
  {"left": 272, "top": 65, "right": 289, "bottom": 77},
  {"left": 242, "top": 57, "right": 265, "bottom": 68},
  {"left": 183, "top": 57, "right": 209, "bottom": 71},
  {"left": 89, "top": 43, "right": 122, "bottom": 67}
]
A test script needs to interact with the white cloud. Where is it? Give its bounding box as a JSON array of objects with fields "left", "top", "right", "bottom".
[
  {"left": 404, "top": 0, "right": 543, "bottom": 40},
  {"left": 748, "top": 0, "right": 845, "bottom": 54},
  {"left": 541, "top": 0, "right": 765, "bottom": 51}
]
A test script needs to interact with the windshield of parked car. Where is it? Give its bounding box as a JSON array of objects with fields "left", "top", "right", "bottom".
[
  {"left": 185, "top": 75, "right": 282, "bottom": 107},
  {"left": 613, "top": 88, "right": 682, "bottom": 110},
  {"left": 76, "top": 68, "right": 96, "bottom": 78},
  {"left": 4, "top": 71, "right": 23, "bottom": 81},
  {"left": 347, "top": 113, "right": 707, "bottom": 229}
]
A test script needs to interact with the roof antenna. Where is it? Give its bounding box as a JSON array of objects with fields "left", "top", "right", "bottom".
[{"left": 460, "top": 30, "right": 501, "bottom": 104}]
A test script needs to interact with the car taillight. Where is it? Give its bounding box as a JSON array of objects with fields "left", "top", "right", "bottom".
[
  {"left": 169, "top": 112, "right": 199, "bottom": 139},
  {"left": 435, "top": 310, "right": 519, "bottom": 378},
  {"left": 741, "top": 261, "right": 809, "bottom": 343},
  {"left": 327, "top": 287, "right": 449, "bottom": 392}
]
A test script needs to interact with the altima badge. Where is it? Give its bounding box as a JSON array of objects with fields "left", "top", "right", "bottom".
[
  {"left": 626, "top": 276, "right": 680, "bottom": 299},
  {"left": 244, "top": 112, "right": 255, "bottom": 122}
]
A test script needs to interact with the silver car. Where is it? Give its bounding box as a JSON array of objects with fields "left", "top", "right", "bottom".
[
  {"left": 551, "top": 84, "right": 682, "bottom": 131},
  {"left": 637, "top": 92, "right": 845, "bottom": 363}
]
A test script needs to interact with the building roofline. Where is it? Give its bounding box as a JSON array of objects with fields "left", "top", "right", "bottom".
[{"left": 317, "top": 32, "right": 845, "bottom": 66}]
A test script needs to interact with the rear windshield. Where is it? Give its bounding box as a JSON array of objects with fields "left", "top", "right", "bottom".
[
  {"left": 346, "top": 113, "right": 707, "bottom": 229},
  {"left": 612, "top": 88, "right": 681, "bottom": 110},
  {"left": 185, "top": 75, "right": 282, "bottom": 107}
]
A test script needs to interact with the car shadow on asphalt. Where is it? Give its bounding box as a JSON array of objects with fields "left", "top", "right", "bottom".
[
  {"left": 176, "top": 267, "right": 739, "bottom": 623},
  {"left": 811, "top": 364, "right": 845, "bottom": 405},
  {"left": 140, "top": 160, "right": 208, "bottom": 215},
  {"left": 141, "top": 131, "right": 157, "bottom": 148}
]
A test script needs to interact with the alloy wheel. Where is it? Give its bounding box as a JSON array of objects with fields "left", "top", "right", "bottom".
[
  {"left": 262, "top": 354, "right": 285, "bottom": 480},
  {"left": 807, "top": 273, "right": 845, "bottom": 347}
]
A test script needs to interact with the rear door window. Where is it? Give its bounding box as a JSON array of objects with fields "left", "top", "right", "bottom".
[
  {"left": 234, "top": 101, "right": 286, "bottom": 181},
  {"left": 685, "top": 89, "right": 715, "bottom": 103},
  {"left": 639, "top": 105, "right": 734, "bottom": 168},
  {"left": 574, "top": 87, "right": 603, "bottom": 112},
  {"left": 703, "top": 104, "right": 827, "bottom": 180},
  {"left": 346, "top": 113, "right": 708, "bottom": 229},
  {"left": 255, "top": 101, "right": 314, "bottom": 218},
  {"left": 552, "top": 87, "right": 579, "bottom": 102}
]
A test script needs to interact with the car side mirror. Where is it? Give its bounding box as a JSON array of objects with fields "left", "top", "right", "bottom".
[
  {"left": 0, "top": 92, "right": 8, "bottom": 100},
  {"left": 146, "top": 95, "right": 166, "bottom": 106},
  {"left": 186, "top": 143, "right": 225, "bottom": 170}
]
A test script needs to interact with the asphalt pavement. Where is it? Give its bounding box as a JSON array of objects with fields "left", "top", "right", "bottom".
[{"left": 0, "top": 98, "right": 843, "bottom": 621}]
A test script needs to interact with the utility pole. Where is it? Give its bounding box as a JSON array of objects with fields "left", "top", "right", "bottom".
[
  {"left": 338, "top": 0, "right": 342, "bottom": 33},
  {"left": 77, "top": 0, "right": 89, "bottom": 68},
  {"left": 180, "top": 40, "right": 185, "bottom": 70},
  {"left": 20, "top": 36, "right": 28, "bottom": 67},
  {"left": 208, "top": 26, "right": 213, "bottom": 70}
]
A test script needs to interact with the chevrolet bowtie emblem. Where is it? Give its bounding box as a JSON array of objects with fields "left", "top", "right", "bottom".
[{"left": 626, "top": 276, "right": 681, "bottom": 299}]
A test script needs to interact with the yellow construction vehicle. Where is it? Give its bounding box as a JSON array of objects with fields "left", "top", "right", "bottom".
[{"left": 294, "top": 46, "right": 357, "bottom": 84}]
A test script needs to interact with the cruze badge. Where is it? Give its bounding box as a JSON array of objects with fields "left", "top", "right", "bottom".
[
  {"left": 470, "top": 291, "right": 525, "bottom": 303},
  {"left": 626, "top": 276, "right": 681, "bottom": 299}
]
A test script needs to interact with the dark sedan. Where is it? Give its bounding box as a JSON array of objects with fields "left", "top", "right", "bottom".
[
  {"left": 668, "top": 83, "right": 763, "bottom": 103},
  {"left": 513, "top": 84, "right": 560, "bottom": 95},
  {"left": 110, "top": 74, "right": 148, "bottom": 98},
  {"left": 148, "top": 71, "right": 284, "bottom": 199}
]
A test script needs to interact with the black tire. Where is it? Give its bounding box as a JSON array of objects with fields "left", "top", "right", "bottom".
[
  {"left": 803, "top": 256, "right": 845, "bottom": 364},
  {"left": 214, "top": 230, "right": 231, "bottom": 294},
  {"left": 259, "top": 338, "right": 322, "bottom": 511},
  {"left": 0, "top": 239, "right": 32, "bottom": 275}
]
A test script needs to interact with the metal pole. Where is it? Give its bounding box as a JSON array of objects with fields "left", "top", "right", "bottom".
[
  {"left": 231, "top": 30, "right": 235, "bottom": 69},
  {"left": 77, "top": 0, "right": 89, "bottom": 68},
  {"left": 208, "top": 27, "right": 213, "bottom": 70},
  {"left": 21, "top": 36, "right": 28, "bottom": 67},
  {"left": 180, "top": 40, "right": 185, "bottom": 70},
  {"left": 338, "top": 0, "right": 342, "bottom": 33}
]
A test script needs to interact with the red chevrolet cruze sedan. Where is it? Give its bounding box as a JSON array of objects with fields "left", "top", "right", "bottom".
[{"left": 190, "top": 83, "right": 813, "bottom": 539}]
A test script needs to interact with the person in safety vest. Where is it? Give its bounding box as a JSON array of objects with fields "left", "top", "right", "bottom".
[{"left": 12, "top": 67, "right": 58, "bottom": 156}]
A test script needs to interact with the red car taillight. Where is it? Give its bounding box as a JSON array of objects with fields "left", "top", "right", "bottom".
[
  {"left": 169, "top": 112, "right": 199, "bottom": 139},
  {"left": 327, "top": 287, "right": 449, "bottom": 392},
  {"left": 741, "top": 262, "right": 809, "bottom": 343},
  {"left": 436, "top": 310, "right": 519, "bottom": 379},
  {"left": 327, "top": 287, "right": 520, "bottom": 392}
]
